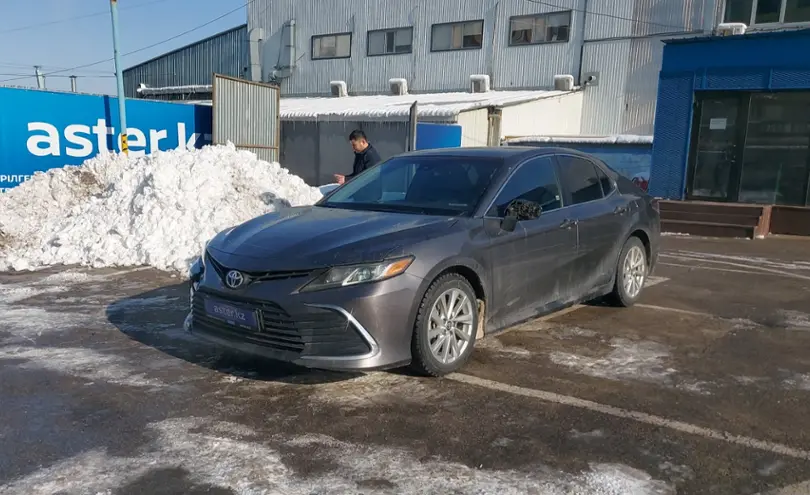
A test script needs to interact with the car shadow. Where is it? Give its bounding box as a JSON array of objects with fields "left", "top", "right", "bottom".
[{"left": 104, "top": 282, "right": 362, "bottom": 385}]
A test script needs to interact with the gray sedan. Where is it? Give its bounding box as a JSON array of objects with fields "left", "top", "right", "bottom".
[{"left": 186, "top": 147, "right": 660, "bottom": 377}]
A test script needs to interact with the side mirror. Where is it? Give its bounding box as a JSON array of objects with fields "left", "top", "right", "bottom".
[
  {"left": 501, "top": 214, "right": 518, "bottom": 232},
  {"left": 500, "top": 199, "right": 541, "bottom": 232}
]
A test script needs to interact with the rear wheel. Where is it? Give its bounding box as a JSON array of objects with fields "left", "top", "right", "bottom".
[
  {"left": 410, "top": 274, "right": 478, "bottom": 377},
  {"left": 607, "top": 236, "right": 647, "bottom": 307}
]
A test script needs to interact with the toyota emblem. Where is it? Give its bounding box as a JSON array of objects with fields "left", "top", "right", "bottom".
[{"left": 225, "top": 270, "right": 245, "bottom": 289}]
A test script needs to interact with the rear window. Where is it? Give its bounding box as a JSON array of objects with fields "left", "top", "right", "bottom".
[{"left": 556, "top": 155, "right": 604, "bottom": 205}]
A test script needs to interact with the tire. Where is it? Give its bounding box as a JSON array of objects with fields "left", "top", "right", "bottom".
[
  {"left": 410, "top": 273, "right": 479, "bottom": 377},
  {"left": 607, "top": 236, "right": 648, "bottom": 308}
]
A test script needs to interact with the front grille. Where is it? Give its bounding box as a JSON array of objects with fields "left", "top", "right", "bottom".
[
  {"left": 205, "top": 251, "right": 314, "bottom": 285},
  {"left": 192, "top": 290, "right": 370, "bottom": 357}
]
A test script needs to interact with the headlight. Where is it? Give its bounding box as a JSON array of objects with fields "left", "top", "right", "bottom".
[
  {"left": 189, "top": 256, "right": 204, "bottom": 282},
  {"left": 300, "top": 256, "right": 414, "bottom": 292}
]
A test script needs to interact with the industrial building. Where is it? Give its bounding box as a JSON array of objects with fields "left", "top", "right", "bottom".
[
  {"left": 125, "top": 0, "right": 724, "bottom": 136},
  {"left": 124, "top": 0, "right": 810, "bottom": 135},
  {"left": 650, "top": 28, "right": 810, "bottom": 238},
  {"left": 122, "top": 24, "right": 250, "bottom": 100}
]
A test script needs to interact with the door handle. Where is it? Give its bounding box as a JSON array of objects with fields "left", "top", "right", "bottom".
[
  {"left": 559, "top": 219, "right": 577, "bottom": 230},
  {"left": 614, "top": 206, "right": 628, "bottom": 215}
]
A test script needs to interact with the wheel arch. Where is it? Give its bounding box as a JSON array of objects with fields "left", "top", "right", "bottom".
[
  {"left": 407, "top": 257, "right": 489, "bottom": 339},
  {"left": 627, "top": 227, "right": 652, "bottom": 267}
]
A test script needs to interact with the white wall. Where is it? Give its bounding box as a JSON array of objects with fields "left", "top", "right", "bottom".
[
  {"left": 500, "top": 92, "right": 583, "bottom": 139},
  {"left": 456, "top": 109, "right": 490, "bottom": 147}
]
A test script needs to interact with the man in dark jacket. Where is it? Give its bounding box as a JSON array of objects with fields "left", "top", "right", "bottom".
[{"left": 334, "top": 129, "right": 382, "bottom": 185}]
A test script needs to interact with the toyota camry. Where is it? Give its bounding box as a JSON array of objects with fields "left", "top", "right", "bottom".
[{"left": 185, "top": 146, "right": 660, "bottom": 377}]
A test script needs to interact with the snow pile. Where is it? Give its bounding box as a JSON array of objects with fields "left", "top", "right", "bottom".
[{"left": 0, "top": 143, "right": 323, "bottom": 273}]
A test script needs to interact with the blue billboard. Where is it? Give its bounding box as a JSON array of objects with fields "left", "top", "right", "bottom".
[{"left": 0, "top": 87, "right": 213, "bottom": 192}]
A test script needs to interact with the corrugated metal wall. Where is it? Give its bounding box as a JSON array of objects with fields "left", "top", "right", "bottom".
[
  {"left": 280, "top": 120, "right": 413, "bottom": 185},
  {"left": 491, "top": 0, "right": 585, "bottom": 90},
  {"left": 580, "top": 40, "right": 631, "bottom": 135},
  {"left": 250, "top": 0, "right": 583, "bottom": 96},
  {"left": 622, "top": 36, "right": 667, "bottom": 135},
  {"left": 212, "top": 75, "right": 280, "bottom": 162},
  {"left": 647, "top": 72, "right": 694, "bottom": 199},
  {"left": 579, "top": 0, "right": 720, "bottom": 135},
  {"left": 123, "top": 25, "right": 249, "bottom": 98}
]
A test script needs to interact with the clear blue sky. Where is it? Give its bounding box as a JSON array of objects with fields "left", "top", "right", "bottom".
[{"left": 0, "top": 0, "right": 246, "bottom": 95}]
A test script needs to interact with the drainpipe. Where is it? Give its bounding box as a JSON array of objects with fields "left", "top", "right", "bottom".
[
  {"left": 577, "top": 0, "right": 590, "bottom": 84},
  {"left": 487, "top": 107, "right": 502, "bottom": 146},
  {"left": 249, "top": 27, "right": 265, "bottom": 82}
]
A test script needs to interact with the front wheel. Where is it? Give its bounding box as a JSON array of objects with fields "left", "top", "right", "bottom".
[
  {"left": 410, "top": 274, "right": 479, "bottom": 377},
  {"left": 608, "top": 236, "right": 647, "bottom": 307}
]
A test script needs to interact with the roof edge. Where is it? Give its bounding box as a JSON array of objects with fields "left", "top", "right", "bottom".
[
  {"left": 664, "top": 27, "right": 810, "bottom": 45},
  {"left": 124, "top": 24, "right": 248, "bottom": 73}
]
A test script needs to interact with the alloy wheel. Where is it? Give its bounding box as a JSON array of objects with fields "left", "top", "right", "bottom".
[
  {"left": 622, "top": 245, "right": 647, "bottom": 299},
  {"left": 427, "top": 288, "right": 475, "bottom": 365}
]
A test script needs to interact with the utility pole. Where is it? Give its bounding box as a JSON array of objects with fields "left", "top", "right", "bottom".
[
  {"left": 69, "top": 75, "right": 77, "bottom": 93},
  {"left": 109, "top": 0, "right": 128, "bottom": 155},
  {"left": 34, "top": 66, "right": 45, "bottom": 89}
]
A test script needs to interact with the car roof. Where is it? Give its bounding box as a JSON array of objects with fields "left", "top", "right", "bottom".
[{"left": 398, "top": 146, "right": 593, "bottom": 162}]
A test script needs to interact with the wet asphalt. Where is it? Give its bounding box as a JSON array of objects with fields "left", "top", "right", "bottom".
[{"left": 1, "top": 235, "right": 810, "bottom": 494}]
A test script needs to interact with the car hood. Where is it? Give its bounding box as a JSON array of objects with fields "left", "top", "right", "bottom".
[{"left": 206, "top": 205, "right": 458, "bottom": 271}]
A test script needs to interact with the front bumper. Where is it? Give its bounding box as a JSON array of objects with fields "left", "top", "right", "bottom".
[{"left": 187, "top": 262, "right": 422, "bottom": 371}]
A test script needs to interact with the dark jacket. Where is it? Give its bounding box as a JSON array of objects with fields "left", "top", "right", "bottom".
[{"left": 346, "top": 144, "right": 382, "bottom": 180}]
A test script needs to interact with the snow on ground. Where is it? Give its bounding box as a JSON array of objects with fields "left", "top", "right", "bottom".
[
  {"left": 549, "top": 337, "right": 712, "bottom": 395},
  {"left": 0, "top": 415, "right": 675, "bottom": 495},
  {"left": 0, "top": 143, "right": 324, "bottom": 273}
]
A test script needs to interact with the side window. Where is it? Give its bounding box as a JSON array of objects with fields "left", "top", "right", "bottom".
[
  {"left": 557, "top": 156, "right": 605, "bottom": 205},
  {"left": 488, "top": 157, "right": 562, "bottom": 217},
  {"left": 594, "top": 164, "right": 614, "bottom": 196}
]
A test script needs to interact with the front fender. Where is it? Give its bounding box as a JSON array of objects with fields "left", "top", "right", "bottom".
[{"left": 404, "top": 256, "right": 490, "bottom": 338}]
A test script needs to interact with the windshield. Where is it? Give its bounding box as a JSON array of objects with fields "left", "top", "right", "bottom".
[{"left": 319, "top": 155, "right": 502, "bottom": 216}]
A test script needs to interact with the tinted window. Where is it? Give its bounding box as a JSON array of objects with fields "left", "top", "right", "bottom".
[
  {"left": 488, "top": 157, "right": 562, "bottom": 217},
  {"left": 557, "top": 156, "right": 604, "bottom": 205},
  {"left": 322, "top": 156, "right": 501, "bottom": 216},
  {"left": 594, "top": 164, "right": 614, "bottom": 196}
]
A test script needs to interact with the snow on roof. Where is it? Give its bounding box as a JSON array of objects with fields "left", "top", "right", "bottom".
[
  {"left": 168, "top": 88, "right": 574, "bottom": 121},
  {"left": 280, "top": 90, "right": 572, "bottom": 121},
  {"left": 137, "top": 84, "right": 212, "bottom": 96},
  {"left": 504, "top": 134, "right": 653, "bottom": 145}
]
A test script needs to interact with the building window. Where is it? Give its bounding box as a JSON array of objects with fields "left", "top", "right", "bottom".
[
  {"left": 430, "top": 20, "right": 484, "bottom": 52},
  {"left": 367, "top": 27, "right": 413, "bottom": 56},
  {"left": 509, "top": 11, "right": 571, "bottom": 45},
  {"left": 724, "top": 0, "right": 810, "bottom": 24},
  {"left": 311, "top": 32, "right": 352, "bottom": 60},
  {"left": 786, "top": 0, "right": 810, "bottom": 23}
]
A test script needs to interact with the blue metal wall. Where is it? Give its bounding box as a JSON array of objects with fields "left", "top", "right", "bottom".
[{"left": 649, "top": 29, "right": 810, "bottom": 199}]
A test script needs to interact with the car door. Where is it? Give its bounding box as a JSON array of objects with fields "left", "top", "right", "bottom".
[
  {"left": 555, "top": 155, "right": 627, "bottom": 292},
  {"left": 483, "top": 156, "right": 578, "bottom": 328}
]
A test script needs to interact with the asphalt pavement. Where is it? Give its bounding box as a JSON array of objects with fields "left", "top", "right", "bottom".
[{"left": 1, "top": 235, "right": 810, "bottom": 494}]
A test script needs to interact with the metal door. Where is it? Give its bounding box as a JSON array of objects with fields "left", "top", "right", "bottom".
[
  {"left": 212, "top": 74, "right": 281, "bottom": 162},
  {"left": 686, "top": 93, "right": 747, "bottom": 202}
]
